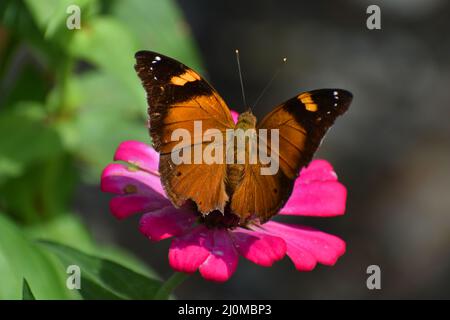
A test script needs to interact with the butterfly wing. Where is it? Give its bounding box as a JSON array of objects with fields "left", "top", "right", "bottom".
[
  {"left": 231, "top": 89, "right": 352, "bottom": 222},
  {"left": 135, "top": 51, "right": 235, "bottom": 214}
]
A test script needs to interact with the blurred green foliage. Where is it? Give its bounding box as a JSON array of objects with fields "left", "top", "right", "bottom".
[
  {"left": 22, "top": 279, "right": 36, "bottom": 300},
  {"left": 40, "top": 240, "right": 163, "bottom": 299},
  {"left": 0, "top": 0, "right": 202, "bottom": 299},
  {"left": 0, "top": 213, "right": 76, "bottom": 299}
]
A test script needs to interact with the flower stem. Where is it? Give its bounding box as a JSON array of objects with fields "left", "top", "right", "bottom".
[{"left": 154, "top": 272, "right": 189, "bottom": 300}]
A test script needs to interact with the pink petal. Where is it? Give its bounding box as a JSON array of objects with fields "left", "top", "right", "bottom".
[
  {"left": 110, "top": 194, "right": 170, "bottom": 219},
  {"left": 139, "top": 206, "right": 196, "bottom": 241},
  {"left": 261, "top": 221, "right": 346, "bottom": 271},
  {"left": 280, "top": 160, "right": 347, "bottom": 217},
  {"left": 281, "top": 181, "right": 347, "bottom": 217},
  {"left": 199, "top": 229, "right": 238, "bottom": 282},
  {"left": 101, "top": 163, "right": 165, "bottom": 197},
  {"left": 169, "top": 226, "right": 213, "bottom": 274},
  {"left": 297, "top": 159, "right": 338, "bottom": 183},
  {"left": 231, "top": 228, "right": 286, "bottom": 267},
  {"left": 230, "top": 110, "right": 239, "bottom": 124},
  {"left": 114, "top": 140, "right": 159, "bottom": 174},
  {"left": 101, "top": 163, "right": 168, "bottom": 218}
]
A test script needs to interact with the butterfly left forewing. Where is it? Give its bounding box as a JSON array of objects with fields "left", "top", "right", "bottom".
[
  {"left": 134, "top": 51, "right": 235, "bottom": 153},
  {"left": 231, "top": 89, "right": 352, "bottom": 222},
  {"left": 135, "top": 51, "right": 235, "bottom": 214}
]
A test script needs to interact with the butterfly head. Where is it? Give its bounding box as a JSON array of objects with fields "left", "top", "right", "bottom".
[{"left": 236, "top": 111, "right": 257, "bottom": 130}]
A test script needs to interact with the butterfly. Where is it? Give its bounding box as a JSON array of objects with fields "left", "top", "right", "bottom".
[{"left": 134, "top": 50, "right": 352, "bottom": 224}]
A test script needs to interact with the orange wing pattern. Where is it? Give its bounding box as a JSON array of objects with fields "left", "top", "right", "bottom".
[
  {"left": 135, "top": 51, "right": 235, "bottom": 214},
  {"left": 231, "top": 89, "right": 352, "bottom": 222}
]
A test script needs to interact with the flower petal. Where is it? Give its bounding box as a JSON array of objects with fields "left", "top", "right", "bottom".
[
  {"left": 280, "top": 181, "right": 347, "bottom": 217},
  {"left": 114, "top": 140, "right": 159, "bottom": 174},
  {"left": 101, "top": 163, "right": 165, "bottom": 197},
  {"left": 101, "top": 163, "right": 168, "bottom": 218},
  {"left": 231, "top": 228, "right": 286, "bottom": 267},
  {"left": 110, "top": 194, "right": 170, "bottom": 219},
  {"left": 169, "top": 226, "right": 212, "bottom": 274},
  {"left": 261, "top": 221, "right": 346, "bottom": 271},
  {"left": 231, "top": 110, "right": 239, "bottom": 124},
  {"left": 199, "top": 229, "right": 239, "bottom": 282},
  {"left": 280, "top": 160, "right": 347, "bottom": 217},
  {"left": 139, "top": 206, "right": 196, "bottom": 241},
  {"left": 297, "top": 159, "right": 338, "bottom": 183}
]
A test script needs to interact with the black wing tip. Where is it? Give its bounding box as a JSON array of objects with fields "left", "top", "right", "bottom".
[
  {"left": 312, "top": 88, "right": 353, "bottom": 98},
  {"left": 320, "top": 88, "right": 353, "bottom": 107},
  {"left": 336, "top": 89, "right": 353, "bottom": 101},
  {"left": 135, "top": 50, "right": 175, "bottom": 62},
  {"left": 330, "top": 89, "right": 353, "bottom": 113},
  {"left": 135, "top": 50, "right": 155, "bottom": 59},
  {"left": 306, "top": 88, "right": 353, "bottom": 115}
]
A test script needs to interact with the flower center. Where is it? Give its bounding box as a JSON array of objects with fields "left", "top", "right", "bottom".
[
  {"left": 194, "top": 203, "right": 249, "bottom": 229},
  {"left": 200, "top": 210, "right": 241, "bottom": 229}
]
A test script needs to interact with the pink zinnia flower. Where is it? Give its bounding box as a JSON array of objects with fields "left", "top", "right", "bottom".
[{"left": 101, "top": 115, "right": 347, "bottom": 282}]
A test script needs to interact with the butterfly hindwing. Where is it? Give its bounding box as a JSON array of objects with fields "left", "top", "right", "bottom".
[
  {"left": 134, "top": 51, "right": 235, "bottom": 214},
  {"left": 231, "top": 89, "right": 352, "bottom": 222},
  {"left": 230, "top": 161, "right": 292, "bottom": 223}
]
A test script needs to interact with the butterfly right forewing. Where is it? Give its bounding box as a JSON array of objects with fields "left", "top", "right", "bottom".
[
  {"left": 231, "top": 89, "right": 352, "bottom": 222},
  {"left": 258, "top": 89, "right": 352, "bottom": 178}
]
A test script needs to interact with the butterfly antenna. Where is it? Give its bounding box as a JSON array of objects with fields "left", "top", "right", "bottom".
[
  {"left": 235, "top": 49, "right": 248, "bottom": 109},
  {"left": 253, "top": 57, "right": 287, "bottom": 109}
]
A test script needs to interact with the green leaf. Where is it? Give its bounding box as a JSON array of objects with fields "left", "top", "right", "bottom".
[
  {"left": 25, "top": 214, "right": 94, "bottom": 252},
  {"left": 0, "top": 1, "right": 53, "bottom": 57},
  {"left": 22, "top": 278, "right": 36, "bottom": 300},
  {"left": 96, "top": 246, "right": 160, "bottom": 281},
  {"left": 0, "top": 60, "right": 48, "bottom": 109},
  {"left": 24, "top": 0, "right": 83, "bottom": 31},
  {"left": 25, "top": 213, "right": 159, "bottom": 280},
  {"left": 39, "top": 241, "right": 163, "bottom": 300},
  {"left": 1, "top": 0, "right": 77, "bottom": 67},
  {"left": 0, "top": 104, "right": 63, "bottom": 183},
  {"left": 112, "top": 0, "right": 203, "bottom": 71},
  {"left": 68, "top": 17, "right": 142, "bottom": 106},
  {"left": 67, "top": 71, "right": 149, "bottom": 182},
  {"left": 0, "top": 153, "right": 76, "bottom": 223},
  {"left": 75, "top": 276, "right": 123, "bottom": 300},
  {"left": 0, "top": 214, "right": 75, "bottom": 299},
  {"left": 23, "top": 0, "right": 95, "bottom": 42}
]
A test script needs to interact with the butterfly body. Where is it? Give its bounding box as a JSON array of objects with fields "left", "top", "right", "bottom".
[
  {"left": 135, "top": 51, "right": 352, "bottom": 225},
  {"left": 226, "top": 111, "right": 256, "bottom": 196}
]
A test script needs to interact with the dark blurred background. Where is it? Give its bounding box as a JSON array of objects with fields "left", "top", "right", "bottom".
[
  {"left": 81, "top": 0, "right": 450, "bottom": 299},
  {"left": 1, "top": 0, "right": 449, "bottom": 299}
]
